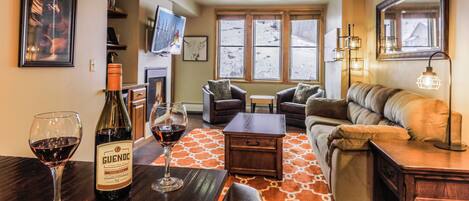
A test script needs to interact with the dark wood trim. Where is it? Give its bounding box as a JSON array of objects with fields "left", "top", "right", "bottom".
[
  {"left": 108, "top": 9, "right": 128, "bottom": 19},
  {"left": 19, "top": 0, "right": 77, "bottom": 67},
  {"left": 107, "top": 44, "right": 127, "bottom": 50},
  {"left": 376, "top": 0, "right": 449, "bottom": 61}
]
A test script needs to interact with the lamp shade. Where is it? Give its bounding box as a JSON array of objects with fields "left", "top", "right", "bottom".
[
  {"left": 351, "top": 58, "right": 364, "bottom": 70},
  {"left": 345, "top": 36, "right": 361, "bottom": 50},
  {"left": 416, "top": 67, "right": 441, "bottom": 90},
  {"left": 332, "top": 48, "right": 344, "bottom": 61}
]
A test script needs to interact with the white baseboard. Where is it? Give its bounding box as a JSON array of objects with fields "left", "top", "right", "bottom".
[{"left": 183, "top": 103, "right": 203, "bottom": 112}]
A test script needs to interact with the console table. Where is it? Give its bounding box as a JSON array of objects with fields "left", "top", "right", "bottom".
[
  {"left": 370, "top": 140, "right": 469, "bottom": 201},
  {"left": 0, "top": 156, "right": 227, "bottom": 201}
]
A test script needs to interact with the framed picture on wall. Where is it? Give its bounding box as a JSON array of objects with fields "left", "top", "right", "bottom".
[
  {"left": 183, "top": 36, "right": 208, "bottom": 62},
  {"left": 19, "top": 0, "right": 77, "bottom": 67}
]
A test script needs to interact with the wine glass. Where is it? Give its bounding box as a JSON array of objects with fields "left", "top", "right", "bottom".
[
  {"left": 29, "top": 111, "right": 82, "bottom": 201},
  {"left": 149, "top": 103, "right": 188, "bottom": 193}
]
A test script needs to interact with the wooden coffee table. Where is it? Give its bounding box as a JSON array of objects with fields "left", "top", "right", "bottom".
[{"left": 223, "top": 113, "right": 286, "bottom": 179}]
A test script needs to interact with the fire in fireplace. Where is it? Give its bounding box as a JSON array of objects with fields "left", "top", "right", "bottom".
[{"left": 145, "top": 68, "right": 167, "bottom": 121}]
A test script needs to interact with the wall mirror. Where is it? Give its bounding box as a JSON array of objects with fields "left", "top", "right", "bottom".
[{"left": 376, "top": 0, "right": 448, "bottom": 60}]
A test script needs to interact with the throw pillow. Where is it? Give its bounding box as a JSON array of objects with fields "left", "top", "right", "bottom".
[
  {"left": 208, "top": 79, "right": 232, "bottom": 100},
  {"left": 292, "top": 83, "right": 320, "bottom": 104}
]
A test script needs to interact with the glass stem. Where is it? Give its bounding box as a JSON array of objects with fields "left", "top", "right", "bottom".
[
  {"left": 164, "top": 146, "right": 172, "bottom": 180},
  {"left": 50, "top": 165, "right": 64, "bottom": 201}
]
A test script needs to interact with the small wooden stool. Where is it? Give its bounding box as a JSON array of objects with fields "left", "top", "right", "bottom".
[{"left": 250, "top": 95, "right": 275, "bottom": 113}]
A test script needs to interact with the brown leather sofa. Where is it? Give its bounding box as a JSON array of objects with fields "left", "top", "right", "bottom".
[
  {"left": 276, "top": 86, "right": 324, "bottom": 127},
  {"left": 305, "top": 82, "right": 460, "bottom": 201},
  {"left": 202, "top": 84, "right": 246, "bottom": 124}
]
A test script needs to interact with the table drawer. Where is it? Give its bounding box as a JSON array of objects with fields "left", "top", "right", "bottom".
[
  {"left": 230, "top": 137, "right": 276, "bottom": 148},
  {"left": 377, "top": 155, "right": 399, "bottom": 192},
  {"left": 131, "top": 88, "right": 146, "bottom": 101}
]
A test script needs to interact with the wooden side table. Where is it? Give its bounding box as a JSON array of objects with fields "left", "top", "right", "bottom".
[
  {"left": 250, "top": 95, "right": 275, "bottom": 113},
  {"left": 370, "top": 140, "right": 469, "bottom": 201}
]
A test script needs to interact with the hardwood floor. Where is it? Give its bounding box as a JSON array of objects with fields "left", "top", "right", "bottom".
[{"left": 133, "top": 109, "right": 305, "bottom": 165}]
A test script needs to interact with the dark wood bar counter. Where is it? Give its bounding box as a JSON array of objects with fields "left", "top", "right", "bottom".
[{"left": 0, "top": 156, "right": 227, "bottom": 201}]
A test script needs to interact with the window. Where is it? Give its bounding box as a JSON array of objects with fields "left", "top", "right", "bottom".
[
  {"left": 216, "top": 10, "right": 323, "bottom": 83},
  {"left": 253, "top": 16, "right": 282, "bottom": 80},
  {"left": 290, "top": 16, "right": 319, "bottom": 81},
  {"left": 401, "top": 12, "right": 437, "bottom": 51},
  {"left": 218, "top": 17, "right": 245, "bottom": 79}
]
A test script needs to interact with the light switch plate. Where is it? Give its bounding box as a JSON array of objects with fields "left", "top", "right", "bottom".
[{"left": 89, "top": 59, "right": 95, "bottom": 72}]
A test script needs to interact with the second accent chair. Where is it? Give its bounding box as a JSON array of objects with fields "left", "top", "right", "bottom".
[
  {"left": 276, "top": 83, "right": 324, "bottom": 127},
  {"left": 202, "top": 81, "right": 246, "bottom": 124}
]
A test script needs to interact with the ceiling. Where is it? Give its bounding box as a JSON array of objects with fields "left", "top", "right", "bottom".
[{"left": 193, "top": 0, "right": 329, "bottom": 6}]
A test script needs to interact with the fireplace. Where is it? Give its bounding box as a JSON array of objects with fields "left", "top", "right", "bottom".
[{"left": 145, "top": 68, "right": 167, "bottom": 121}]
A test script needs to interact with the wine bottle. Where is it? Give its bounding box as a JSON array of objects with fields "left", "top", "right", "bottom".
[{"left": 95, "top": 63, "right": 133, "bottom": 200}]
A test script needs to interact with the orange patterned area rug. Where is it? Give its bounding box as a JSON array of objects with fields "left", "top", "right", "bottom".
[{"left": 152, "top": 128, "right": 332, "bottom": 201}]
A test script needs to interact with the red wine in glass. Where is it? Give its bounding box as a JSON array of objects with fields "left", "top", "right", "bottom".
[
  {"left": 30, "top": 137, "right": 80, "bottom": 167},
  {"left": 151, "top": 125, "right": 186, "bottom": 147},
  {"left": 29, "top": 111, "right": 82, "bottom": 201}
]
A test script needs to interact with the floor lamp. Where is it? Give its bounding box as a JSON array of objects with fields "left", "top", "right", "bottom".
[
  {"left": 416, "top": 51, "right": 467, "bottom": 151},
  {"left": 333, "top": 24, "right": 363, "bottom": 88}
]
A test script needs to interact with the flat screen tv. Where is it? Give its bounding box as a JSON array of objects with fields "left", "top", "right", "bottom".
[{"left": 151, "top": 6, "right": 186, "bottom": 54}]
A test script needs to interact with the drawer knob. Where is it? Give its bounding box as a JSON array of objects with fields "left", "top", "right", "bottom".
[{"left": 246, "top": 140, "right": 260, "bottom": 146}]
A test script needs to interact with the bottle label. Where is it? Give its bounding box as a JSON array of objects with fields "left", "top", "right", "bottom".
[{"left": 96, "top": 140, "right": 133, "bottom": 191}]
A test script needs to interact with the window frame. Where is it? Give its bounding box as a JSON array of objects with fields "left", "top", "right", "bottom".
[
  {"left": 215, "top": 9, "right": 324, "bottom": 85},
  {"left": 252, "top": 15, "right": 283, "bottom": 81},
  {"left": 289, "top": 14, "right": 321, "bottom": 82},
  {"left": 216, "top": 15, "right": 247, "bottom": 80}
]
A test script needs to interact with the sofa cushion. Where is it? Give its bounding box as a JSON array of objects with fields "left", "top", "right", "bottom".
[
  {"left": 280, "top": 102, "right": 305, "bottom": 114},
  {"left": 208, "top": 79, "right": 232, "bottom": 100},
  {"left": 347, "top": 102, "right": 383, "bottom": 125},
  {"left": 306, "top": 98, "right": 348, "bottom": 120},
  {"left": 364, "top": 85, "right": 401, "bottom": 114},
  {"left": 347, "top": 82, "right": 374, "bottom": 106},
  {"left": 215, "top": 99, "right": 242, "bottom": 111},
  {"left": 384, "top": 91, "right": 449, "bottom": 141},
  {"left": 308, "top": 125, "right": 335, "bottom": 164},
  {"left": 284, "top": 113, "right": 306, "bottom": 120},
  {"left": 292, "top": 83, "right": 320, "bottom": 104},
  {"left": 306, "top": 115, "right": 352, "bottom": 130}
]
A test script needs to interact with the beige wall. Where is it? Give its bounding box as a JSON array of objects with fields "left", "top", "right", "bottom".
[
  {"left": 0, "top": 0, "right": 107, "bottom": 161},
  {"left": 363, "top": 0, "right": 469, "bottom": 143},
  {"left": 174, "top": 6, "right": 324, "bottom": 109}
]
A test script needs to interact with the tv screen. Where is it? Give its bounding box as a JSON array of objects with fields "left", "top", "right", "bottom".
[{"left": 151, "top": 6, "right": 186, "bottom": 54}]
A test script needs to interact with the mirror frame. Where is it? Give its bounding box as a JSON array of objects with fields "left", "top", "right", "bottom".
[{"left": 376, "top": 0, "right": 449, "bottom": 60}]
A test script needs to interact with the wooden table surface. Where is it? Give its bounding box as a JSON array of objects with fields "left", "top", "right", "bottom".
[
  {"left": 370, "top": 140, "right": 469, "bottom": 174},
  {"left": 0, "top": 156, "right": 227, "bottom": 201},
  {"left": 223, "top": 113, "right": 286, "bottom": 137}
]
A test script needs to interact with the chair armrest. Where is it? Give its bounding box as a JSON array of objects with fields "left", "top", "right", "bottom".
[
  {"left": 276, "top": 87, "right": 296, "bottom": 106},
  {"left": 231, "top": 85, "right": 246, "bottom": 111},
  {"left": 325, "top": 125, "right": 410, "bottom": 166},
  {"left": 202, "top": 86, "right": 215, "bottom": 106},
  {"left": 231, "top": 85, "right": 246, "bottom": 100},
  {"left": 306, "top": 98, "right": 348, "bottom": 120}
]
